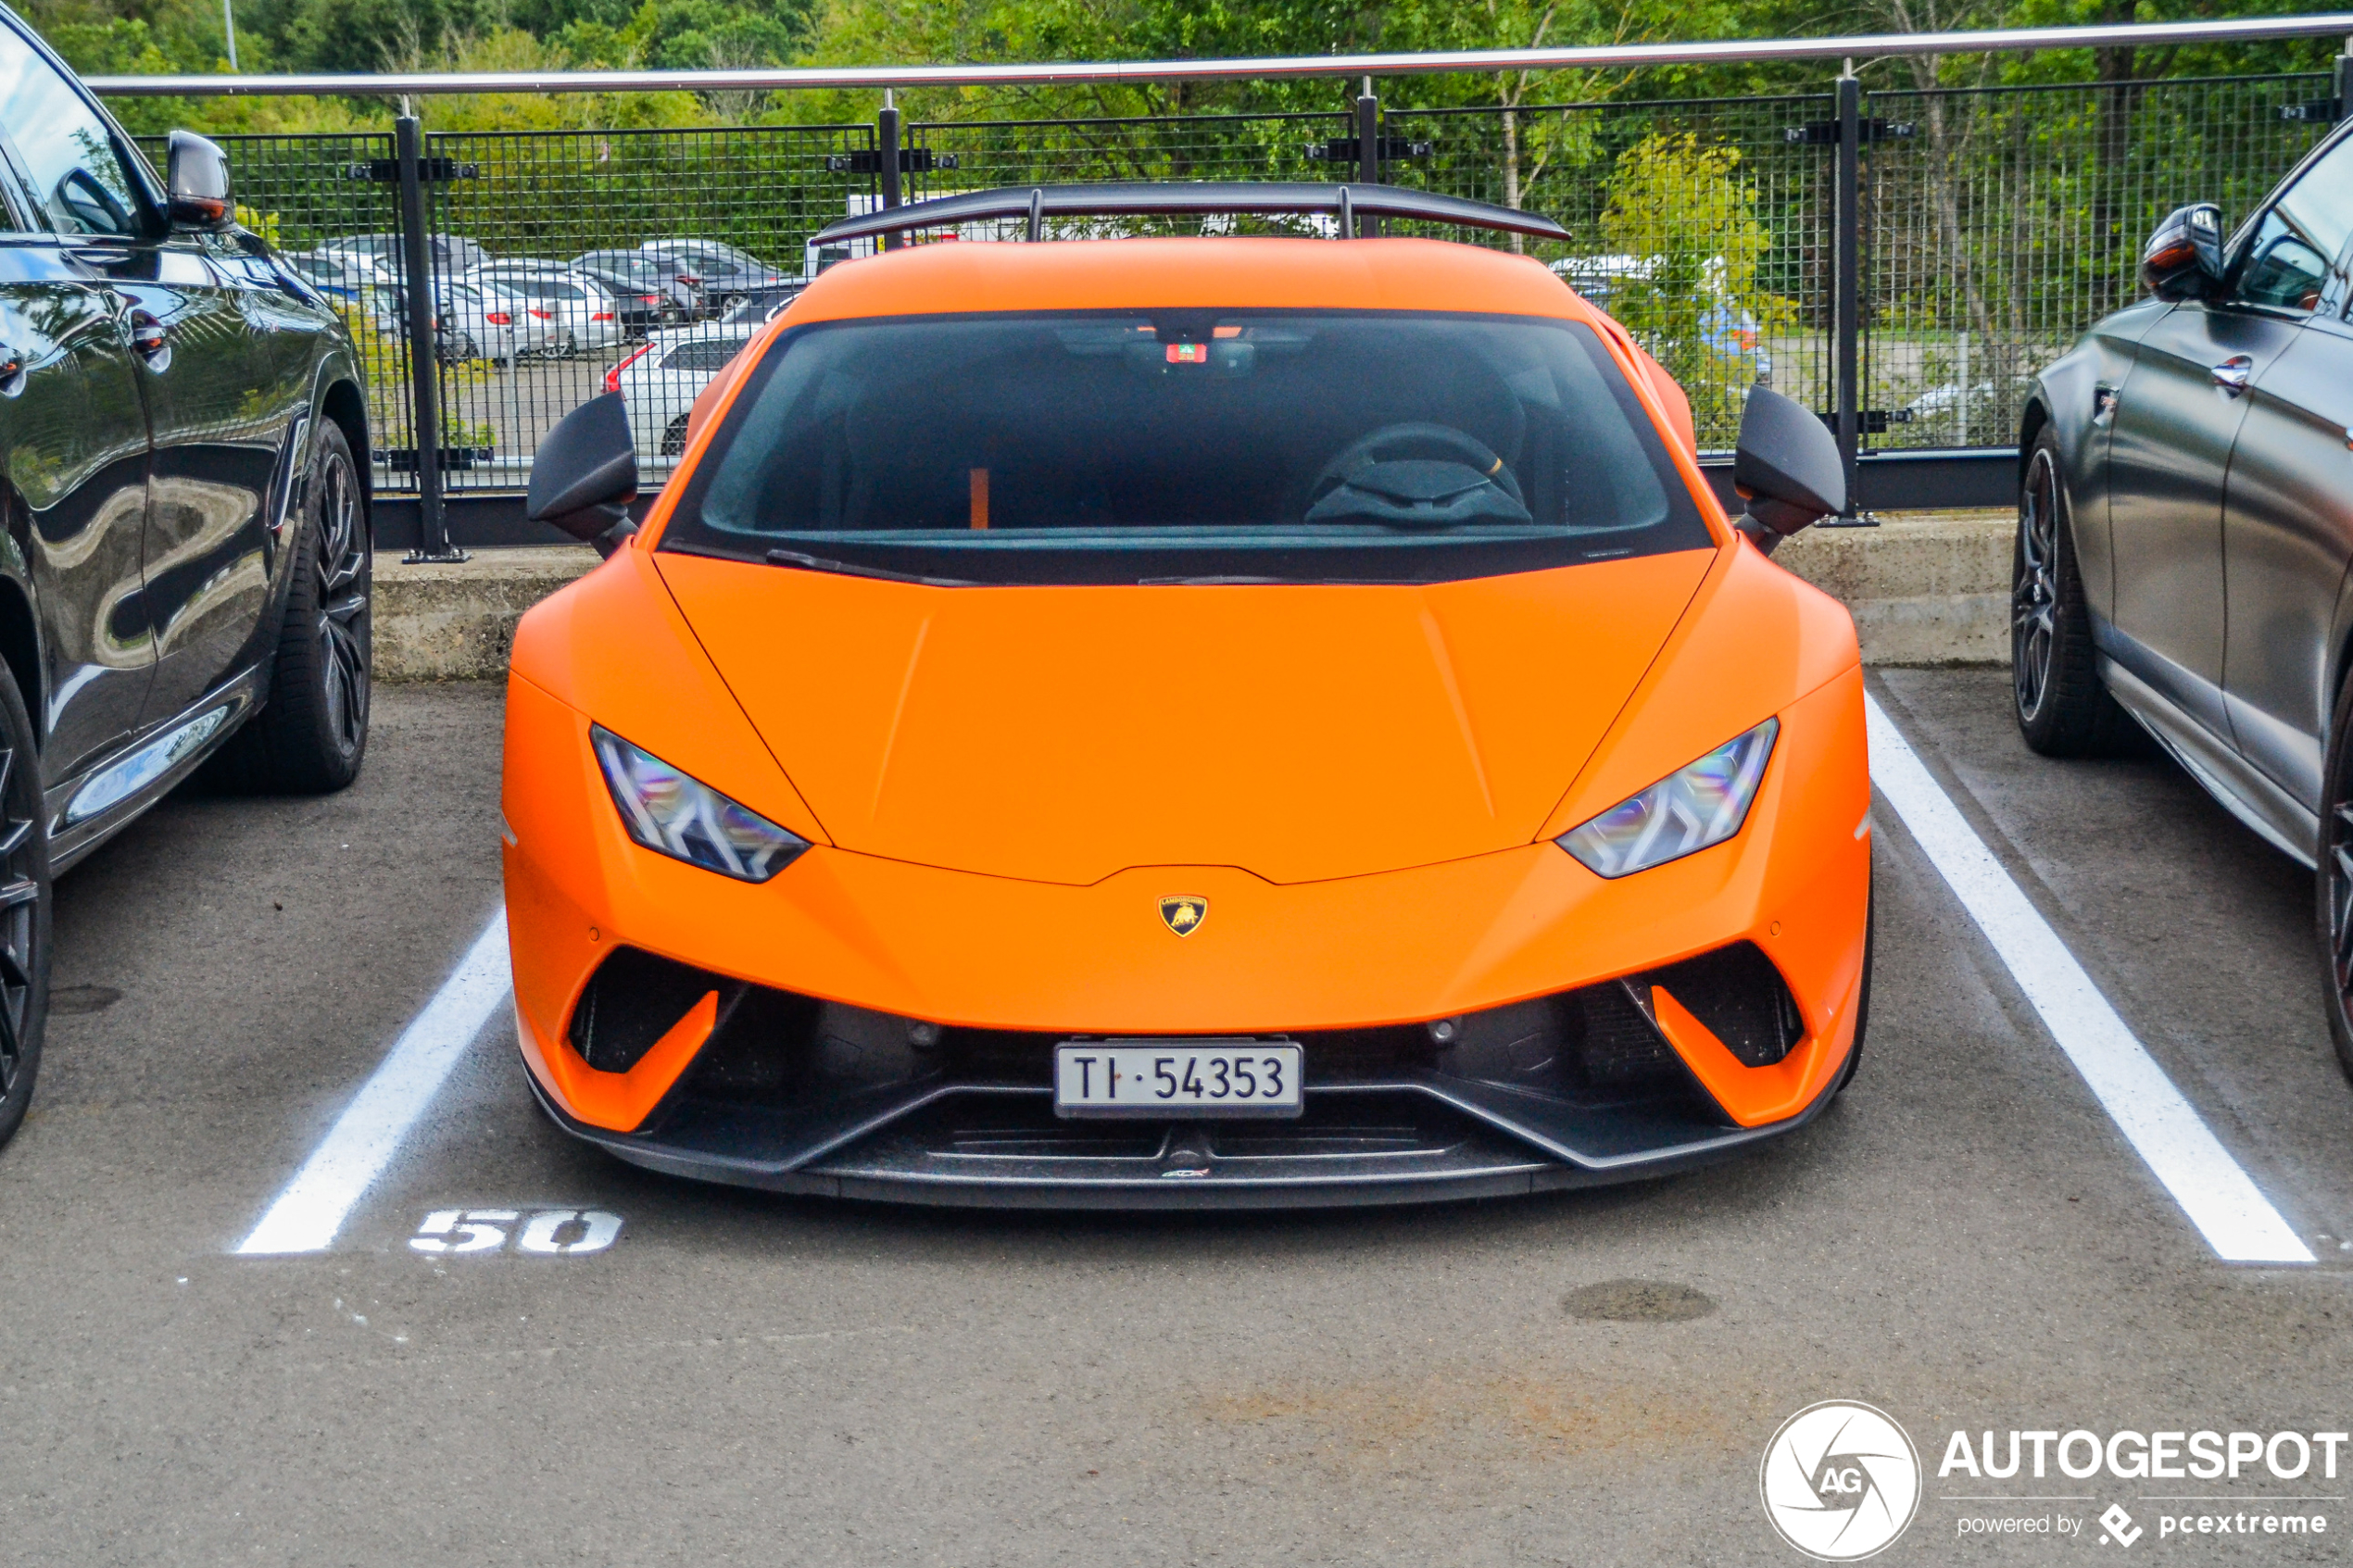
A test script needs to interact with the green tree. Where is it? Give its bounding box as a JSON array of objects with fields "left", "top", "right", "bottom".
[{"left": 1599, "top": 131, "right": 1793, "bottom": 441}]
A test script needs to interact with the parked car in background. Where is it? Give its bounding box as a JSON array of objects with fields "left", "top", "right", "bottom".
[
  {"left": 573, "top": 258, "right": 688, "bottom": 335},
  {"left": 0, "top": 10, "right": 378, "bottom": 1150},
  {"left": 321, "top": 231, "right": 490, "bottom": 279},
  {"left": 1550, "top": 255, "right": 1774, "bottom": 387},
  {"left": 640, "top": 238, "right": 790, "bottom": 314},
  {"left": 2014, "top": 118, "right": 2353, "bottom": 1075},
  {"left": 720, "top": 284, "right": 803, "bottom": 327},
  {"left": 573, "top": 249, "right": 698, "bottom": 324},
  {"left": 607, "top": 325, "right": 754, "bottom": 457},
  {"left": 437, "top": 280, "right": 517, "bottom": 361},
  {"left": 354, "top": 279, "right": 517, "bottom": 363},
  {"left": 1902, "top": 370, "right": 2035, "bottom": 448},
  {"left": 283, "top": 247, "right": 384, "bottom": 304},
  {"left": 610, "top": 247, "right": 708, "bottom": 317},
  {"left": 469, "top": 267, "right": 622, "bottom": 357}
]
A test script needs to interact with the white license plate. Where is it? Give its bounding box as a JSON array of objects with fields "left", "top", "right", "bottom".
[{"left": 1054, "top": 1040, "right": 1302, "bottom": 1119}]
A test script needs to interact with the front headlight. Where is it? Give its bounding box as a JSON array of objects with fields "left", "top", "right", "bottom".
[
  {"left": 1557, "top": 718, "right": 1778, "bottom": 879},
  {"left": 591, "top": 724, "right": 810, "bottom": 882}
]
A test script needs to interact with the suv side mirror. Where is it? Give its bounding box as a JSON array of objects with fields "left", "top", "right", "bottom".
[
  {"left": 2141, "top": 202, "right": 2225, "bottom": 301},
  {"left": 165, "top": 130, "right": 233, "bottom": 231},
  {"left": 1730, "top": 385, "right": 1845, "bottom": 555},
  {"left": 528, "top": 392, "right": 639, "bottom": 557}
]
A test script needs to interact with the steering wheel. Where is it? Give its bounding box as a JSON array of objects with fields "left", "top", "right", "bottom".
[{"left": 1308, "top": 421, "right": 1525, "bottom": 510}]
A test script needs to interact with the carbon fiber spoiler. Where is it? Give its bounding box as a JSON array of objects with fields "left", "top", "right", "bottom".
[{"left": 811, "top": 182, "right": 1570, "bottom": 245}]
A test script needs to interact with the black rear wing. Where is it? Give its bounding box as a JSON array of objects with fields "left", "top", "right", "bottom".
[{"left": 811, "top": 182, "right": 1570, "bottom": 245}]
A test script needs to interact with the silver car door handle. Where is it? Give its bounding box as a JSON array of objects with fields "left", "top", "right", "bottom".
[{"left": 2212, "top": 355, "right": 2253, "bottom": 395}]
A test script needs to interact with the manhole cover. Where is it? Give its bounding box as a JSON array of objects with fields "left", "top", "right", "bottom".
[
  {"left": 1563, "top": 1280, "right": 1717, "bottom": 1323},
  {"left": 52, "top": 985, "right": 122, "bottom": 1015}
]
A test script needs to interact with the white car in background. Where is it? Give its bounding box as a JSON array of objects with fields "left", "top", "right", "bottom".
[
  {"left": 320, "top": 232, "right": 491, "bottom": 279},
  {"left": 608, "top": 326, "right": 753, "bottom": 458},
  {"left": 467, "top": 267, "right": 623, "bottom": 357},
  {"left": 283, "top": 247, "right": 386, "bottom": 304},
  {"left": 438, "top": 280, "right": 525, "bottom": 362}
]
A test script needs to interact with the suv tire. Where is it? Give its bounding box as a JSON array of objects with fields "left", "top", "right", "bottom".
[
  {"left": 202, "top": 420, "right": 371, "bottom": 795},
  {"left": 0, "top": 653, "right": 51, "bottom": 1152}
]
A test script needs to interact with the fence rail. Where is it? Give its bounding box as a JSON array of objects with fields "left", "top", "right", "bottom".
[
  {"left": 101, "top": 28, "right": 2353, "bottom": 548},
  {"left": 84, "top": 12, "right": 2353, "bottom": 96}
]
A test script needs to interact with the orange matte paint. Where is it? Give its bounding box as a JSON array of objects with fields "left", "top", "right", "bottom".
[{"left": 505, "top": 234, "right": 1871, "bottom": 1139}]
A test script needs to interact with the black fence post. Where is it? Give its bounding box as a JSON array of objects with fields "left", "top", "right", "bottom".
[
  {"left": 1833, "top": 67, "right": 1863, "bottom": 519},
  {"left": 877, "top": 92, "right": 902, "bottom": 251},
  {"left": 1356, "top": 78, "right": 1381, "bottom": 236},
  {"left": 2337, "top": 40, "right": 2352, "bottom": 119},
  {"left": 395, "top": 110, "right": 459, "bottom": 563}
]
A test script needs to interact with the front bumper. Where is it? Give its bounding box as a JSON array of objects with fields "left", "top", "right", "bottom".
[
  {"left": 519, "top": 968, "right": 1851, "bottom": 1208},
  {"left": 502, "top": 665, "right": 1869, "bottom": 1208},
  {"left": 528, "top": 1075, "right": 1844, "bottom": 1209}
]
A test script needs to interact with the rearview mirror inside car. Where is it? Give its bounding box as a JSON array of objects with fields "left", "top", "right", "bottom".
[
  {"left": 2141, "top": 202, "right": 2225, "bottom": 301},
  {"left": 1730, "top": 386, "right": 1845, "bottom": 555},
  {"left": 528, "top": 392, "right": 639, "bottom": 557},
  {"left": 165, "top": 130, "right": 233, "bottom": 231}
]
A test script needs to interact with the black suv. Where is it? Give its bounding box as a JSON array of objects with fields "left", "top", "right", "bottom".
[{"left": 0, "top": 11, "right": 372, "bottom": 1149}]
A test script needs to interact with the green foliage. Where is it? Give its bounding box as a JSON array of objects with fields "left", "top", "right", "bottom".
[
  {"left": 1598, "top": 132, "right": 1793, "bottom": 439},
  {"left": 28, "top": 0, "right": 2346, "bottom": 138}
]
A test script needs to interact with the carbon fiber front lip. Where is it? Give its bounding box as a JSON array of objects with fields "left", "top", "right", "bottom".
[{"left": 523, "top": 1067, "right": 1840, "bottom": 1210}]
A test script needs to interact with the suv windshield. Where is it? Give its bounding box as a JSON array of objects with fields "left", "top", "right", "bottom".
[{"left": 662, "top": 309, "right": 1713, "bottom": 585}]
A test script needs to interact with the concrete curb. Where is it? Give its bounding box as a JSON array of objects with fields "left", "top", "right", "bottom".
[
  {"left": 371, "top": 508, "right": 2014, "bottom": 682},
  {"left": 1771, "top": 508, "right": 2011, "bottom": 667},
  {"left": 375, "top": 545, "right": 601, "bottom": 682}
]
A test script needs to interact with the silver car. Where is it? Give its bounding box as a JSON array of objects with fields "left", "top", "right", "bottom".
[{"left": 467, "top": 267, "right": 623, "bottom": 357}]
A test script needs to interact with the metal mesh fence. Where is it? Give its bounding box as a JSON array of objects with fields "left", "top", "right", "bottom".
[
  {"left": 1862, "top": 72, "right": 2333, "bottom": 451},
  {"left": 189, "top": 124, "right": 875, "bottom": 494},
  {"left": 137, "top": 132, "right": 422, "bottom": 475},
  {"left": 900, "top": 111, "right": 1354, "bottom": 241},
  {"left": 1390, "top": 94, "right": 1836, "bottom": 452},
  {"left": 420, "top": 125, "right": 873, "bottom": 490},
  {"left": 170, "top": 69, "right": 2336, "bottom": 495}
]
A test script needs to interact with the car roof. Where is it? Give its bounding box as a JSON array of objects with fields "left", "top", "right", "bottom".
[{"left": 784, "top": 236, "right": 1585, "bottom": 329}]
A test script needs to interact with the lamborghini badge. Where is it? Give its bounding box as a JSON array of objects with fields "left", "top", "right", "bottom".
[{"left": 1158, "top": 896, "right": 1208, "bottom": 936}]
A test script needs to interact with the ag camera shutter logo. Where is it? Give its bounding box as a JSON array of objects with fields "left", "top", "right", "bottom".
[{"left": 1760, "top": 1400, "right": 1922, "bottom": 1560}]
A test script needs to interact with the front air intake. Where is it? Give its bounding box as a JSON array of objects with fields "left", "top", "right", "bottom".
[
  {"left": 1642, "top": 943, "right": 1805, "bottom": 1067},
  {"left": 568, "top": 947, "right": 741, "bottom": 1073}
]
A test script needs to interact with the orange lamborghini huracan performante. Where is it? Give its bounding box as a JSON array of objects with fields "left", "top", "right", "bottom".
[{"left": 500, "top": 182, "right": 1871, "bottom": 1207}]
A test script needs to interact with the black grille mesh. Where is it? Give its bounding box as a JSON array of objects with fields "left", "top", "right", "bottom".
[
  {"left": 1643, "top": 943, "right": 1806, "bottom": 1068},
  {"left": 568, "top": 947, "right": 737, "bottom": 1073}
]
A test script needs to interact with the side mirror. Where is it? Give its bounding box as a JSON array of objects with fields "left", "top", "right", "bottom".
[
  {"left": 165, "top": 130, "right": 233, "bottom": 231},
  {"left": 528, "top": 392, "right": 639, "bottom": 557},
  {"left": 1730, "top": 385, "right": 1845, "bottom": 555},
  {"left": 2141, "top": 202, "right": 2225, "bottom": 301}
]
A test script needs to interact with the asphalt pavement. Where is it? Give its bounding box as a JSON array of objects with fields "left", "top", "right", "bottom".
[{"left": 4, "top": 670, "right": 2352, "bottom": 1565}]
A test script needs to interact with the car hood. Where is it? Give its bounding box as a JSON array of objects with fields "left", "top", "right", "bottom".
[{"left": 655, "top": 548, "right": 1718, "bottom": 885}]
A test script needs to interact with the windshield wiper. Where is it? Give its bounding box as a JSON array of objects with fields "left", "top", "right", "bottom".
[{"left": 764, "top": 548, "right": 975, "bottom": 587}]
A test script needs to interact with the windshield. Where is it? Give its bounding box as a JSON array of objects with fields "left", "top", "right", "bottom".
[{"left": 661, "top": 309, "right": 1713, "bottom": 586}]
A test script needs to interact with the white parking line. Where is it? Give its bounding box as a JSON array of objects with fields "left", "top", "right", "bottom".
[
  {"left": 1865, "top": 693, "right": 2314, "bottom": 1265},
  {"left": 234, "top": 909, "right": 513, "bottom": 1257}
]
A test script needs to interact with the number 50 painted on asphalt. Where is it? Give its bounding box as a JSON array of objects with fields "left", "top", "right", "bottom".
[{"left": 409, "top": 1208, "right": 622, "bottom": 1255}]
